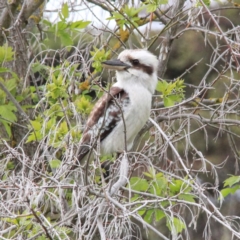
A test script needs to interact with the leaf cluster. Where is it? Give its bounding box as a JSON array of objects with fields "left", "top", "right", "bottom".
[
  {"left": 220, "top": 175, "right": 240, "bottom": 200},
  {"left": 156, "top": 78, "right": 185, "bottom": 107},
  {"left": 128, "top": 168, "right": 195, "bottom": 233},
  {"left": 0, "top": 45, "right": 21, "bottom": 137},
  {"left": 42, "top": 3, "right": 90, "bottom": 49},
  {"left": 27, "top": 61, "right": 93, "bottom": 147},
  {"left": 108, "top": 5, "right": 144, "bottom": 29},
  {"left": 144, "top": 0, "right": 169, "bottom": 13},
  {"left": 90, "top": 47, "right": 111, "bottom": 72},
  {"left": 2, "top": 212, "right": 72, "bottom": 239}
]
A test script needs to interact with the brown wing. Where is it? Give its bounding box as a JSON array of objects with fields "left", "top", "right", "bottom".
[{"left": 77, "top": 86, "right": 130, "bottom": 163}]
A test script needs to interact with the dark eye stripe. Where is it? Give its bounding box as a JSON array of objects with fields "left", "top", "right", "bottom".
[
  {"left": 131, "top": 59, "right": 140, "bottom": 65},
  {"left": 139, "top": 64, "right": 153, "bottom": 75},
  {"left": 128, "top": 57, "right": 153, "bottom": 75}
]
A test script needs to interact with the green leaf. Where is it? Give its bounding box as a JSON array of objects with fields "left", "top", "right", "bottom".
[
  {"left": 168, "top": 94, "right": 182, "bottom": 102},
  {"left": 155, "top": 172, "right": 164, "bottom": 179},
  {"left": 143, "top": 172, "right": 153, "bottom": 178},
  {"left": 31, "top": 120, "right": 42, "bottom": 131},
  {"left": 26, "top": 119, "right": 43, "bottom": 142},
  {"left": 145, "top": 0, "right": 168, "bottom": 13},
  {"left": 149, "top": 178, "right": 168, "bottom": 196},
  {"left": 36, "top": 236, "right": 46, "bottom": 240},
  {"left": 0, "top": 104, "right": 17, "bottom": 122},
  {"left": 0, "top": 67, "right": 11, "bottom": 73},
  {"left": 203, "top": 0, "right": 210, "bottom": 6},
  {"left": 138, "top": 209, "right": 146, "bottom": 216},
  {"left": 143, "top": 167, "right": 156, "bottom": 179},
  {"left": 220, "top": 186, "right": 240, "bottom": 198},
  {"left": 130, "top": 194, "right": 139, "bottom": 202},
  {"left": 196, "top": 0, "right": 210, "bottom": 6},
  {"left": 156, "top": 79, "right": 185, "bottom": 107},
  {"left": 144, "top": 209, "right": 154, "bottom": 223},
  {"left": 26, "top": 131, "right": 42, "bottom": 143},
  {"left": 0, "top": 119, "right": 11, "bottom": 137},
  {"left": 90, "top": 47, "right": 111, "bottom": 72},
  {"left": 178, "top": 193, "right": 195, "bottom": 203},
  {"left": 2, "top": 217, "right": 18, "bottom": 225},
  {"left": 49, "top": 159, "right": 62, "bottom": 169},
  {"left": 46, "top": 76, "right": 69, "bottom": 100},
  {"left": 6, "top": 161, "right": 15, "bottom": 170},
  {"left": 61, "top": 3, "right": 69, "bottom": 19},
  {"left": 57, "top": 121, "right": 68, "bottom": 136},
  {"left": 129, "top": 177, "right": 149, "bottom": 191},
  {"left": 169, "top": 180, "right": 183, "bottom": 193},
  {"left": 223, "top": 175, "right": 240, "bottom": 187},
  {"left": 107, "top": 12, "right": 123, "bottom": 21},
  {"left": 31, "top": 62, "right": 48, "bottom": 75},
  {"left": 163, "top": 97, "right": 175, "bottom": 107},
  {"left": 149, "top": 182, "right": 161, "bottom": 195},
  {"left": 156, "top": 80, "right": 168, "bottom": 93},
  {"left": 42, "top": 19, "right": 52, "bottom": 27},
  {"left": 59, "top": 31, "right": 73, "bottom": 47},
  {"left": 123, "top": 5, "right": 144, "bottom": 17},
  {"left": 0, "top": 44, "right": 14, "bottom": 63},
  {"left": 55, "top": 21, "right": 68, "bottom": 31},
  {"left": 146, "top": 4, "right": 157, "bottom": 13},
  {"left": 45, "top": 117, "right": 56, "bottom": 133},
  {"left": 107, "top": 5, "right": 143, "bottom": 28},
  {"left": 75, "top": 95, "right": 93, "bottom": 114},
  {"left": 70, "top": 20, "right": 91, "bottom": 30},
  {"left": 167, "top": 217, "right": 186, "bottom": 234},
  {"left": 155, "top": 209, "right": 165, "bottom": 222},
  {"left": 5, "top": 78, "right": 17, "bottom": 92}
]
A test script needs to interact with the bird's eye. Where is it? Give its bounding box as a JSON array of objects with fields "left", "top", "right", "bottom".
[{"left": 131, "top": 59, "right": 139, "bottom": 65}]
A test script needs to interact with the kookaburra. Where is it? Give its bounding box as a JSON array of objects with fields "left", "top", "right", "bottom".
[{"left": 77, "top": 49, "right": 158, "bottom": 163}]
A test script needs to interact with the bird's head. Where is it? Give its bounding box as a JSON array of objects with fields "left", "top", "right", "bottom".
[{"left": 102, "top": 49, "right": 158, "bottom": 94}]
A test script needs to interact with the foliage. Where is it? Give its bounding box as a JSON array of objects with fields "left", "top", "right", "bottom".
[
  {"left": 26, "top": 61, "right": 93, "bottom": 147},
  {"left": 90, "top": 47, "right": 112, "bottom": 72},
  {"left": 0, "top": 44, "right": 14, "bottom": 63},
  {"left": 0, "top": 46, "right": 19, "bottom": 137},
  {"left": 128, "top": 168, "right": 195, "bottom": 233},
  {"left": 42, "top": 3, "right": 90, "bottom": 49},
  {"left": 196, "top": 0, "right": 211, "bottom": 7},
  {"left": 2, "top": 209, "right": 72, "bottom": 239},
  {"left": 107, "top": 5, "right": 144, "bottom": 28},
  {"left": 144, "top": 0, "right": 169, "bottom": 12},
  {"left": 156, "top": 78, "right": 185, "bottom": 107},
  {"left": 220, "top": 175, "right": 240, "bottom": 199}
]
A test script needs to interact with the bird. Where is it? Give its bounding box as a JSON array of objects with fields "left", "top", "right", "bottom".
[{"left": 76, "top": 49, "right": 159, "bottom": 164}]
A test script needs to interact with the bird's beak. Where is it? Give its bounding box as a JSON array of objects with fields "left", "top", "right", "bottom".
[{"left": 102, "top": 59, "right": 131, "bottom": 71}]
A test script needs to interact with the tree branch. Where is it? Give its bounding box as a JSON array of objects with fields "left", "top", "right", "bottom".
[
  {"left": 0, "top": 0, "right": 44, "bottom": 45},
  {"left": 157, "top": 0, "right": 186, "bottom": 77}
]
